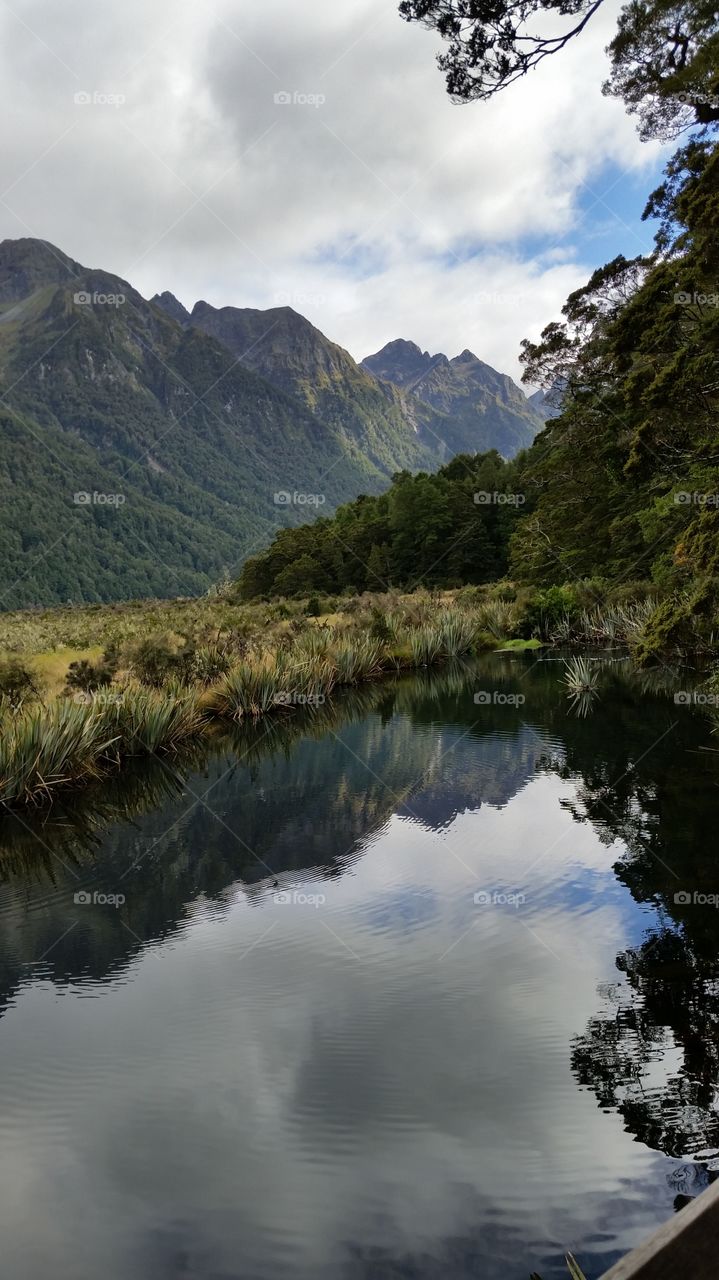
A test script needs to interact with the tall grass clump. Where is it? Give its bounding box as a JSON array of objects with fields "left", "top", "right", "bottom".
[
  {"left": 409, "top": 624, "right": 446, "bottom": 667},
  {"left": 0, "top": 700, "right": 119, "bottom": 807},
  {"left": 331, "top": 637, "right": 385, "bottom": 685},
  {"left": 103, "top": 686, "right": 207, "bottom": 755},
  {"left": 475, "top": 599, "right": 519, "bottom": 641},
  {"left": 435, "top": 610, "right": 476, "bottom": 659},
  {"left": 210, "top": 659, "right": 285, "bottom": 720}
]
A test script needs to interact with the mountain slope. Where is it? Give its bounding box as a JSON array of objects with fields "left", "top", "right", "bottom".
[
  {"left": 158, "top": 298, "right": 440, "bottom": 476},
  {"left": 0, "top": 240, "right": 427, "bottom": 607},
  {"left": 361, "top": 339, "right": 544, "bottom": 457}
]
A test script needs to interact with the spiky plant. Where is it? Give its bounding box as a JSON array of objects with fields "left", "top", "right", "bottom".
[
  {"left": 410, "top": 624, "right": 444, "bottom": 667},
  {"left": 332, "top": 637, "right": 385, "bottom": 685},
  {"left": 562, "top": 654, "right": 599, "bottom": 695},
  {"left": 0, "top": 700, "right": 119, "bottom": 807},
  {"left": 104, "top": 686, "right": 206, "bottom": 754},
  {"left": 435, "top": 609, "right": 476, "bottom": 658},
  {"left": 476, "top": 599, "right": 519, "bottom": 640},
  {"left": 211, "top": 659, "right": 286, "bottom": 720}
]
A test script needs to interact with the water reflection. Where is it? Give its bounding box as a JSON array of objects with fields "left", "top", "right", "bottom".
[{"left": 0, "top": 654, "right": 716, "bottom": 1280}]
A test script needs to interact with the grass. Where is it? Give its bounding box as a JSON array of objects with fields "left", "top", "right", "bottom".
[
  {"left": 495, "top": 638, "right": 544, "bottom": 652},
  {"left": 0, "top": 581, "right": 659, "bottom": 809},
  {"left": 0, "top": 700, "right": 119, "bottom": 806},
  {"left": 0, "top": 686, "right": 207, "bottom": 807}
]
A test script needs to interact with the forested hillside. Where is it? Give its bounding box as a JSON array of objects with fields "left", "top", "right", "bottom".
[
  {"left": 238, "top": 139, "right": 719, "bottom": 662},
  {"left": 0, "top": 238, "right": 543, "bottom": 608}
]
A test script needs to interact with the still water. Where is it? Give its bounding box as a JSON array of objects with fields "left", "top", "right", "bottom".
[{"left": 0, "top": 653, "right": 717, "bottom": 1279}]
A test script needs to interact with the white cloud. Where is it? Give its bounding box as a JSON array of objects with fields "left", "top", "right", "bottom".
[{"left": 0, "top": 0, "right": 663, "bottom": 377}]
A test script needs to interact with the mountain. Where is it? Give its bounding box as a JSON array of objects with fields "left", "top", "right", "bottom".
[
  {"left": 527, "top": 387, "right": 561, "bottom": 422},
  {"left": 0, "top": 240, "right": 433, "bottom": 608},
  {"left": 154, "top": 297, "right": 450, "bottom": 475},
  {"left": 361, "top": 339, "right": 544, "bottom": 457},
  {"left": 0, "top": 238, "right": 545, "bottom": 609}
]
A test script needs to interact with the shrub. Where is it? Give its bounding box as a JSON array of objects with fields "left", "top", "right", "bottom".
[
  {"left": 127, "top": 632, "right": 194, "bottom": 687},
  {"left": 186, "top": 644, "right": 233, "bottom": 686},
  {"left": 0, "top": 657, "right": 43, "bottom": 709},
  {"left": 519, "top": 586, "right": 579, "bottom": 639},
  {"left": 65, "top": 643, "right": 120, "bottom": 695},
  {"left": 368, "top": 606, "right": 394, "bottom": 643}
]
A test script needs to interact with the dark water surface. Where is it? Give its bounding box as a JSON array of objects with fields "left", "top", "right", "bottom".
[{"left": 1, "top": 653, "right": 718, "bottom": 1280}]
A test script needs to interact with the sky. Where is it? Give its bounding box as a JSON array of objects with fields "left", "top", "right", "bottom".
[{"left": 0, "top": 0, "right": 666, "bottom": 380}]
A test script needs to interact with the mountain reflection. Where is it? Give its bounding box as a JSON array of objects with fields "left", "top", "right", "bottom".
[{"left": 0, "top": 652, "right": 717, "bottom": 1191}]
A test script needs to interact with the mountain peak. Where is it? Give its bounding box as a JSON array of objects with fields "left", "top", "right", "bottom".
[
  {"left": 0, "top": 237, "right": 84, "bottom": 302},
  {"left": 363, "top": 334, "right": 545, "bottom": 459},
  {"left": 151, "top": 291, "right": 191, "bottom": 325},
  {"left": 361, "top": 339, "right": 449, "bottom": 389}
]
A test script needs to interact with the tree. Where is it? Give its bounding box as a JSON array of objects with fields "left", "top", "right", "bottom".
[
  {"left": 399, "top": 0, "right": 719, "bottom": 139},
  {"left": 272, "top": 554, "right": 325, "bottom": 597}
]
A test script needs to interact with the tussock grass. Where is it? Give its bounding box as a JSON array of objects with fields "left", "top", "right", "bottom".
[
  {"left": 0, "top": 583, "right": 661, "bottom": 808},
  {"left": 0, "top": 700, "right": 119, "bottom": 806},
  {"left": 105, "top": 686, "right": 207, "bottom": 754},
  {"left": 0, "top": 686, "right": 206, "bottom": 807}
]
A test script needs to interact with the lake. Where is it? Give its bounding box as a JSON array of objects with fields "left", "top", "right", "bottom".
[{"left": 0, "top": 651, "right": 717, "bottom": 1279}]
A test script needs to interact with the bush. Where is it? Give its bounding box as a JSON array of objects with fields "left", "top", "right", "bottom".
[
  {"left": 186, "top": 644, "right": 233, "bottom": 686},
  {"left": 519, "top": 586, "right": 579, "bottom": 639},
  {"left": 368, "top": 606, "right": 393, "bottom": 643},
  {"left": 65, "top": 643, "right": 120, "bottom": 695},
  {"left": 127, "top": 632, "right": 194, "bottom": 687},
  {"left": 0, "top": 657, "right": 43, "bottom": 708},
  {"left": 306, "top": 596, "right": 322, "bottom": 618}
]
